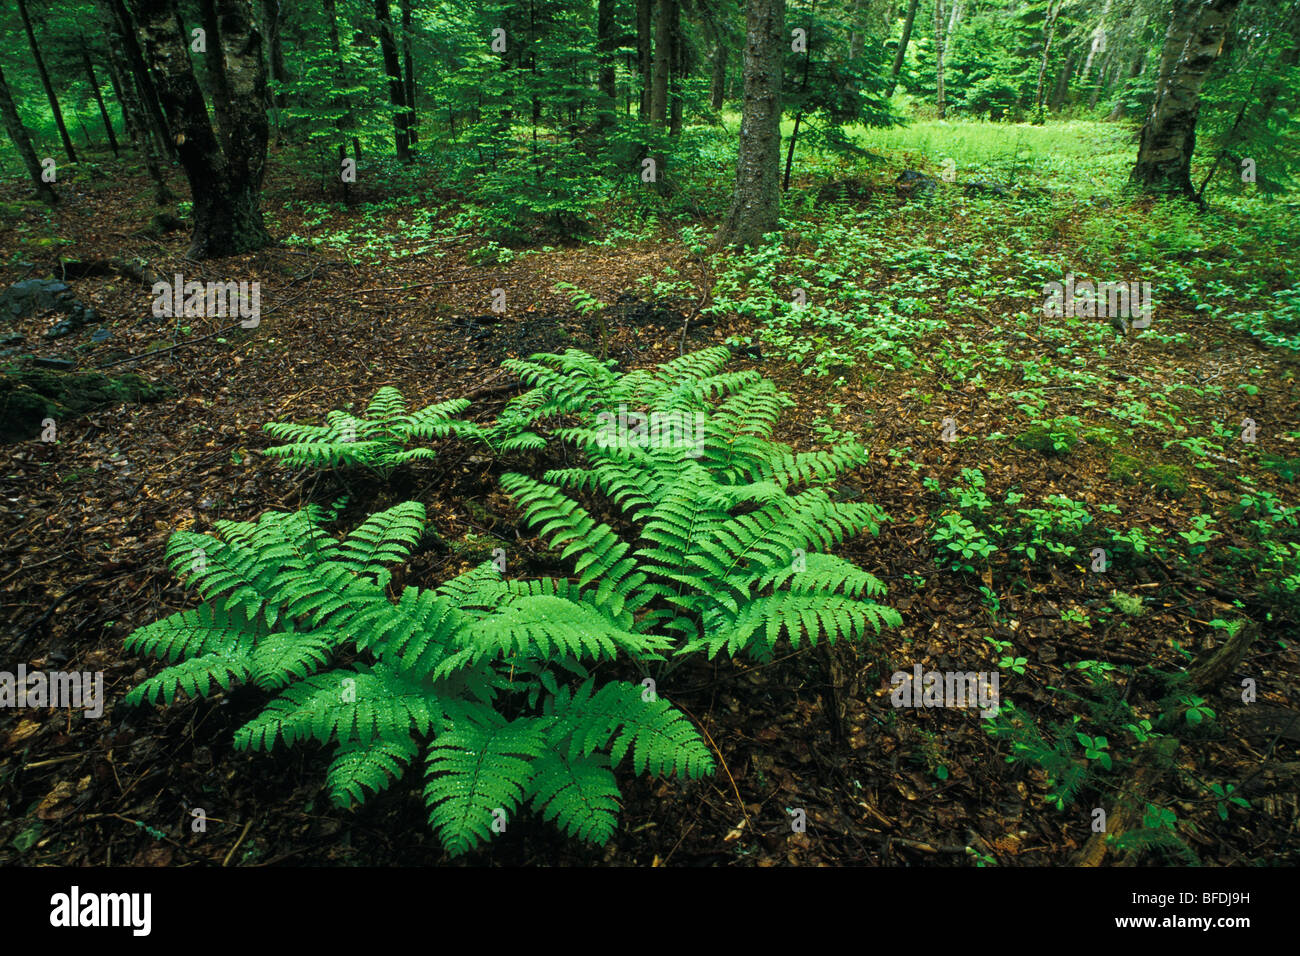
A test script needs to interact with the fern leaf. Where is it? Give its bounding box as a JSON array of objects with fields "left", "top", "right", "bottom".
[
  {"left": 233, "top": 664, "right": 438, "bottom": 750},
  {"left": 423, "top": 713, "right": 548, "bottom": 856},
  {"left": 527, "top": 750, "right": 620, "bottom": 845},
  {"left": 124, "top": 651, "right": 252, "bottom": 706},
  {"left": 550, "top": 680, "right": 713, "bottom": 778},
  {"left": 327, "top": 735, "right": 420, "bottom": 809}
]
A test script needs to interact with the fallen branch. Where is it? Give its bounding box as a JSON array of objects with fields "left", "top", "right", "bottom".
[
  {"left": 54, "top": 258, "right": 161, "bottom": 288},
  {"left": 95, "top": 320, "right": 248, "bottom": 369}
]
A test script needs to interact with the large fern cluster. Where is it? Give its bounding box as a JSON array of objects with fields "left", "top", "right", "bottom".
[
  {"left": 124, "top": 501, "right": 712, "bottom": 856},
  {"left": 262, "top": 386, "right": 479, "bottom": 477},
  {"left": 492, "top": 347, "right": 902, "bottom": 658}
]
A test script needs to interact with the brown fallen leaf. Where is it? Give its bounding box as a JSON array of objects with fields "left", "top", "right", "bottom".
[
  {"left": 36, "top": 780, "right": 76, "bottom": 820},
  {"left": 6, "top": 718, "right": 41, "bottom": 747}
]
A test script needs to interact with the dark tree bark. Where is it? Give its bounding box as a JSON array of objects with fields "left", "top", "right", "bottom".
[
  {"left": 597, "top": 0, "right": 618, "bottom": 126},
  {"left": 80, "top": 38, "right": 121, "bottom": 155},
  {"left": 887, "top": 0, "right": 920, "bottom": 97},
  {"left": 109, "top": 0, "right": 175, "bottom": 160},
  {"left": 101, "top": 42, "right": 134, "bottom": 140},
  {"left": 373, "top": 0, "right": 411, "bottom": 159},
  {"left": 1131, "top": 0, "right": 1243, "bottom": 199},
  {"left": 783, "top": 0, "right": 814, "bottom": 191},
  {"left": 0, "top": 62, "right": 58, "bottom": 203},
  {"left": 668, "top": 0, "right": 683, "bottom": 135},
  {"left": 133, "top": 0, "right": 272, "bottom": 257},
  {"left": 637, "top": 0, "right": 653, "bottom": 120},
  {"left": 709, "top": 23, "right": 727, "bottom": 109},
  {"left": 98, "top": 0, "right": 171, "bottom": 202},
  {"left": 263, "top": 0, "right": 288, "bottom": 108},
  {"left": 651, "top": 0, "right": 672, "bottom": 127},
  {"left": 17, "top": 0, "right": 77, "bottom": 163},
  {"left": 401, "top": 0, "right": 418, "bottom": 146},
  {"left": 713, "top": 0, "right": 784, "bottom": 249}
]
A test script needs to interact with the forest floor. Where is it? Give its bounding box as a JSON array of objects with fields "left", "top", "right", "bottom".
[{"left": 2, "top": 121, "right": 1298, "bottom": 865}]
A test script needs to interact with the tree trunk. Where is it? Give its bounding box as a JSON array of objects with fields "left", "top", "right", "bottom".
[
  {"left": 98, "top": 1, "right": 171, "bottom": 202},
  {"left": 108, "top": 0, "right": 175, "bottom": 160},
  {"left": 0, "top": 62, "right": 58, "bottom": 203},
  {"left": 711, "top": 35, "right": 727, "bottom": 109},
  {"left": 1034, "top": 1, "right": 1062, "bottom": 122},
  {"left": 134, "top": 0, "right": 272, "bottom": 258},
  {"left": 888, "top": 0, "right": 920, "bottom": 97},
  {"left": 374, "top": 0, "right": 411, "bottom": 160},
  {"left": 1050, "top": 48, "right": 1076, "bottom": 110},
  {"left": 713, "top": 0, "right": 784, "bottom": 249},
  {"left": 1107, "top": 53, "right": 1146, "bottom": 119},
  {"left": 638, "top": 0, "right": 653, "bottom": 121},
  {"left": 101, "top": 43, "right": 135, "bottom": 140},
  {"left": 1082, "top": 0, "right": 1112, "bottom": 81},
  {"left": 849, "top": 0, "right": 866, "bottom": 62},
  {"left": 668, "top": 0, "right": 683, "bottom": 135},
  {"left": 1131, "top": 0, "right": 1243, "bottom": 200},
  {"left": 17, "top": 0, "right": 77, "bottom": 164},
  {"left": 597, "top": 0, "right": 618, "bottom": 126},
  {"left": 651, "top": 0, "right": 672, "bottom": 127},
  {"left": 264, "top": 0, "right": 288, "bottom": 108},
  {"left": 783, "top": 1, "right": 814, "bottom": 191},
  {"left": 947, "top": 0, "right": 964, "bottom": 36},
  {"left": 934, "top": 0, "right": 946, "bottom": 118},
  {"left": 81, "top": 40, "right": 121, "bottom": 156},
  {"left": 401, "top": 0, "right": 418, "bottom": 146}
]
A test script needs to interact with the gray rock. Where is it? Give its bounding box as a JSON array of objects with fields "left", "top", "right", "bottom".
[
  {"left": 2, "top": 278, "right": 98, "bottom": 339},
  {"left": 963, "top": 180, "right": 1011, "bottom": 198},
  {"left": 895, "top": 169, "right": 938, "bottom": 198}
]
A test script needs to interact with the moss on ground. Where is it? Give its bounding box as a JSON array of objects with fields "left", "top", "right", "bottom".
[
  {"left": 1108, "top": 451, "right": 1188, "bottom": 497},
  {"left": 0, "top": 366, "right": 169, "bottom": 443},
  {"left": 1013, "top": 420, "right": 1082, "bottom": 457}
]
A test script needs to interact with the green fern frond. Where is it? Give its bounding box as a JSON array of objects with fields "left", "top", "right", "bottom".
[
  {"left": 248, "top": 632, "right": 335, "bottom": 690},
  {"left": 124, "top": 651, "right": 252, "bottom": 706},
  {"left": 424, "top": 712, "right": 548, "bottom": 857},
  {"left": 327, "top": 735, "right": 420, "bottom": 809},
  {"left": 124, "top": 603, "right": 261, "bottom": 663},
  {"left": 691, "top": 592, "right": 902, "bottom": 657},
  {"left": 337, "top": 501, "right": 427, "bottom": 584},
  {"left": 527, "top": 750, "right": 620, "bottom": 845},
  {"left": 365, "top": 385, "right": 409, "bottom": 421},
  {"left": 233, "top": 664, "right": 439, "bottom": 750},
  {"left": 549, "top": 680, "right": 714, "bottom": 778},
  {"left": 127, "top": 497, "right": 719, "bottom": 856},
  {"left": 263, "top": 387, "right": 473, "bottom": 477},
  {"left": 466, "top": 596, "right": 666, "bottom": 664},
  {"left": 753, "top": 552, "right": 889, "bottom": 598}
]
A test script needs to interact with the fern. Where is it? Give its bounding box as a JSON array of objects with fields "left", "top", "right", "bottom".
[
  {"left": 491, "top": 348, "right": 901, "bottom": 659},
  {"left": 125, "top": 501, "right": 713, "bottom": 857},
  {"left": 263, "top": 386, "right": 480, "bottom": 478}
]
